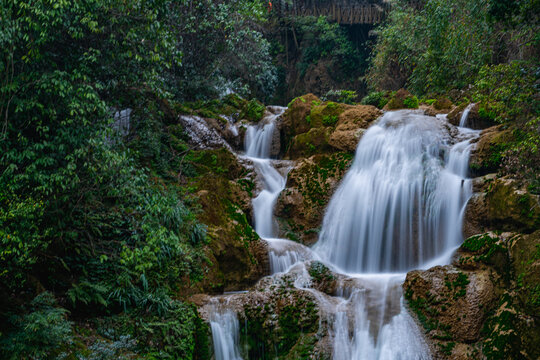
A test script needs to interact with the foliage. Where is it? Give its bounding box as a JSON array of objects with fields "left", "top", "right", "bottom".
[
  {"left": 293, "top": 16, "right": 363, "bottom": 79},
  {"left": 403, "top": 95, "right": 419, "bottom": 109},
  {"left": 367, "top": 0, "right": 493, "bottom": 94},
  {"left": 323, "top": 89, "right": 358, "bottom": 105},
  {"left": 361, "top": 91, "right": 390, "bottom": 109},
  {"left": 0, "top": 292, "right": 73, "bottom": 359},
  {"left": 471, "top": 62, "right": 540, "bottom": 190},
  {"left": 176, "top": 0, "right": 277, "bottom": 101},
  {"left": 0, "top": 0, "right": 225, "bottom": 358}
]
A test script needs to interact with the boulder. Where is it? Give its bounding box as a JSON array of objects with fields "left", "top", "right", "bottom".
[
  {"left": 448, "top": 103, "right": 496, "bottom": 129},
  {"left": 275, "top": 152, "right": 353, "bottom": 245},
  {"left": 286, "top": 126, "right": 334, "bottom": 159},
  {"left": 282, "top": 94, "right": 321, "bottom": 137},
  {"left": 328, "top": 105, "right": 381, "bottom": 152},
  {"left": 464, "top": 177, "right": 540, "bottom": 237},
  {"left": 383, "top": 89, "right": 419, "bottom": 110},
  {"left": 469, "top": 125, "right": 513, "bottom": 176}
]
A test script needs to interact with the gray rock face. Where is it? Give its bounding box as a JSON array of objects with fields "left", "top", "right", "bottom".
[{"left": 179, "top": 115, "right": 233, "bottom": 150}]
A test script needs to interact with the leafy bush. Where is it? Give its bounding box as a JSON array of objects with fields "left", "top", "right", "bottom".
[
  {"left": 361, "top": 91, "right": 390, "bottom": 109},
  {"left": 294, "top": 16, "right": 362, "bottom": 78},
  {"left": 367, "top": 0, "right": 492, "bottom": 94},
  {"left": 403, "top": 95, "right": 419, "bottom": 109},
  {"left": 323, "top": 89, "right": 358, "bottom": 104},
  {"left": 0, "top": 293, "right": 73, "bottom": 359}
]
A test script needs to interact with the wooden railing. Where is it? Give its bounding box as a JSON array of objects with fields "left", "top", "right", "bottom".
[{"left": 273, "top": 0, "right": 392, "bottom": 24}]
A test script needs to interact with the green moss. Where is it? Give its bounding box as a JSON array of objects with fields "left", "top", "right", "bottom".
[
  {"left": 308, "top": 102, "right": 346, "bottom": 128},
  {"left": 241, "top": 290, "right": 319, "bottom": 359},
  {"left": 308, "top": 261, "right": 334, "bottom": 283},
  {"left": 438, "top": 341, "right": 455, "bottom": 356},
  {"left": 361, "top": 91, "right": 390, "bottom": 109},
  {"left": 242, "top": 98, "right": 265, "bottom": 122}
]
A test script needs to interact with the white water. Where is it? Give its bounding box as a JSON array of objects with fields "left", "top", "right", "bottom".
[
  {"left": 209, "top": 304, "right": 243, "bottom": 360},
  {"left": 209, "top": 108, "right": 479, "bottom": 359},
  {"left": 459, "top": 103, "right": 475, "bottom": 127}
]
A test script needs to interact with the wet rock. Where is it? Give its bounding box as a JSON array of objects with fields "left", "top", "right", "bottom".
[
  {"left": 198, "top": 271, "right": 328, "bottom": 360},
  {"left": 282, "top": 93, "right": 321, "bottom": 138},
  {"left": 286, "top": 126, "right": 334, "bottom": 159},
  {"left": 308, "top": 261, "right": 338, "bottom": 295},
  {"left": 421, "top": 97, "right": 455, "bottom": 117},
  {"left": 468, "top": 125, "right": 513, "bottom": 176},
  {"left": 180, "top": 148, "right": 269, "bottom": 295},
  {"left": 464, "top": 177, "right": 540, "bottom": 237},
  {"left": 404, "top": 265, "right": 498, "bottom": 357},
  {"left": 179, "top": 115, "right": 233, "bottom": 150},
  {"left": 328, "top": 105, "right": 381, "bottom": 152},
  {"left": 448, "top": 103, "right": 496, "bottom": 130},
  {"left": 275, "top": 152, "right": 353, "bottom": 245}
]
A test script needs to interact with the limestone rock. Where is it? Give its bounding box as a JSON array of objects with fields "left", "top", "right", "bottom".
[
  {"left": 282, "top": 93, "right": 321, "bottom": 137},
  {"left": 468, "top": 125, "right": 513, "bottom": 176},
  {"left": 328, "top": 105, "right": 381, "bottom": 152},
  {"left": 447, "top": 103, "right": 496, "bottom": 130},
  {"left": 464, "top": 177, "right": 540, "bottom": 236},
  {"left": 275, "top": 152, "right": 353, "bottom": 245}
]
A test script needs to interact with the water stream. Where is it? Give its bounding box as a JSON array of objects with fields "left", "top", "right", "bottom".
[{"left": 209, "top": 107, "right": 479, "bottom": 359}]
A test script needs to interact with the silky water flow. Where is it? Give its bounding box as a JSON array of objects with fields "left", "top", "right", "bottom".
[{"left": 209, "top": 108, "right": 479, "bottom": 359}]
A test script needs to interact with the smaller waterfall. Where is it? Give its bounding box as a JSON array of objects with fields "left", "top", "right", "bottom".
[
  {"left": 331, "top": 275, "right": 430, "bottom": 360},
  {"left": 458, "top": 103, "right": 475, "bottom": 127},
  {"left": 210, "top": 307, "right": 242, "bottom": 360}
]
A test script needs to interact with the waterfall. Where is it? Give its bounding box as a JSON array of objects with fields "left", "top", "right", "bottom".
[
  {"left": 459, "top": 103, "right": 475, "bottom": 127},
  {"left": 314, "top": 111, "right": 474, "bottom": 272},
  {"left": 208, "top": 107, "right": 479, "bottom": 360},
  {"left": 312, "top": 110, "right": 478, "bottom": 359},
  {"left": 210, "top": 306, "right": 243, "bottom": 360}
]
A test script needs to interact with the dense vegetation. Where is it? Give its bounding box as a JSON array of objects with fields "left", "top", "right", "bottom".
[
  {"left": 366, "top": 0, "right": 539, "bottom": 191},
  {"left": 0, "top": 0, "right": 538, "bottom": 358},
  {"left": 0, "top": 0, "right": 272, "bottom": 358}
]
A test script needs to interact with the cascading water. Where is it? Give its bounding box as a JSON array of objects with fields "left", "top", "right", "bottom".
[
  {"left": 208, "top": 106, "right": 479, "bottom": 359},
  {"left": 312, "top": 110, "right": 478, "bottom": 359},
  {"left": 209, "top": 302, "right": 243, "bottom": 360},
  {"left": 459, "top": 103, "right": 475, "bottom": 127},
  {"left": 313, "top": 111, "right": 474, "bottom": 272}
]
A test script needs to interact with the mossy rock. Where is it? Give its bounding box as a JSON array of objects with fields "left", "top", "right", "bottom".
[
  {"left": 286, "top": 127, "right": 334, "bottom": 160},
  {"left": 308, "top": 101, "right": 348, "bottom": 128},
  {"left": 181, "top": 148, "right": 267, "bottom": 294},
  {"left": 433, "top": 96, "right": 454, "bottom": 110},
  {"left": 448, "top": 103, "right": 497, "bottom": 129},
  {"left": 276, "top": 152, "right": 353, "bottom": 245},
  {"left": 469, "top": 126, "right": 513, "bottom": 176},
  {"left": 484, "top": 179, "right": 540, "bottom": 233},
  {"left": 241, "top": 98, "right": 266, "bottom": 122},
  {"left": 240, "top": 288, "right": 319, "bottom": 359},
  {"left": 509, "top": 230, "right": 540, "bottom": 316},
  {"left": 282, "top": 93, "right": 321, "bottom": 138}
]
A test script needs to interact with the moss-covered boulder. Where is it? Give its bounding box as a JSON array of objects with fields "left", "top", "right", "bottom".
[
  {"left": 464, "top": 177, "right": 540, "bottom": 237},
  {"left": 240, "top": 286, "right": 321, "bottom": 359},
  {"left": 469, "top": 126, "right": 513, "bottom": 176},
  {"left": 328, "top": 105, "right": 381, "bottom": 152},
  {"left": 286, "top": 127, "right": 334, "bottom": 159},
  {"left": 275, "top": 152, "right": 353, "bottom": 245},
  {"left": 282, "top": 94, "right": 322, "bottom": 138},
  {"left": 405, "top": 230, "right": 540, "bottom": 360},
  {"left": 182, "top": 148, "right": 268, "bottom": 294},
  {"left": 421, "top": 96, "right": 455, "bottom": 116}
]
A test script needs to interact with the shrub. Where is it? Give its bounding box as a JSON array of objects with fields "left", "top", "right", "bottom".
[
  {"left": 0, "top": 293, "right": 73, "bottom": 359},
  {"left": 361, "top": 91, "right": 389, "bottom": 109}
]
